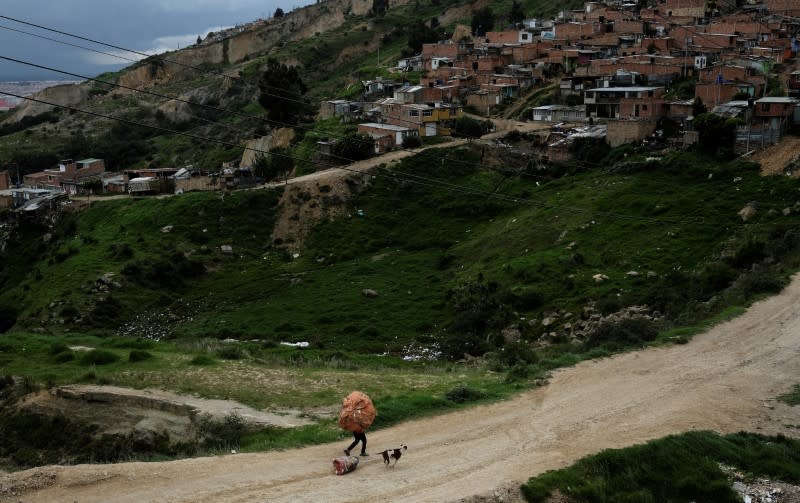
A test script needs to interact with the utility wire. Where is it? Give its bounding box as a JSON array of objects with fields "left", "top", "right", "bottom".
[
  {"left": 0, "top": 21, "right": 520, "bottom": 179},
  {"left": 0, "top": 15, "right": 436, "bottom": 126}
]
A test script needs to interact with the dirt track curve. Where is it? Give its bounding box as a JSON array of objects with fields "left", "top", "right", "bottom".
[{"left": 3, "top": 275, "right": 800, "bottom": 502}]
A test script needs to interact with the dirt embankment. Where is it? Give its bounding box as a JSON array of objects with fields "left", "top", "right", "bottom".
[{"left": 3, "top": 273, "right": 799, "bottom": 502}]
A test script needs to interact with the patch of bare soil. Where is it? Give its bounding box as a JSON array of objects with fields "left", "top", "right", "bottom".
[
  {"left": 13, "top": 384, "right": 313, "bottom": 446},
  {"left": 4, "top": 272, "right": 800, "bottom": 502},
  {"left": 752, "top": 135, "right": 800, "bottom": 177}
]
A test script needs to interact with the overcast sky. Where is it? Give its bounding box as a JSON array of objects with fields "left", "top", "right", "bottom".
[{"left": 0, "top": 0, "right": 307, "bottom": 81}]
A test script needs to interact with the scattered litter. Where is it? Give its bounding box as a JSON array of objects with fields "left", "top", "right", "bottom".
[{"left": 280, "top": 341, "right": 309, "bottom": 348}]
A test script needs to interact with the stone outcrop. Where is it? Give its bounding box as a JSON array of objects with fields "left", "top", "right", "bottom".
[{"left": 531, "top": 304, "right": 662, "bottom": 346}]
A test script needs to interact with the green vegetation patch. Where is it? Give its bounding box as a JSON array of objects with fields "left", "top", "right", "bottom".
[
  {"left": 778, "top": 385, "right": 800, "bottom": 406},
  {"left": 522, "top": 431, "right": 800, "bottom": 502}
]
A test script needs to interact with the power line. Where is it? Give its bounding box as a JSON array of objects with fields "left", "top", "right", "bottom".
[
  {"left": 0, "top": 26, "right": 578, "bottom": 189},
  {"left": 0, "top": 15, "right": 409, "bottom": 120}
]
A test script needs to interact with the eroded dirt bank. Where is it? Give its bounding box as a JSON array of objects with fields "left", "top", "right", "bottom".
[{"left": 2, "top": 274, "right": 800, "bottom": 502}]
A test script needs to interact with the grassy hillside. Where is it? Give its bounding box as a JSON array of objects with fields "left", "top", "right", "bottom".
[
  {"left": 522, "top": 431, "right": 800, "bottom": 502},
  {"left": 2, "top": 145, "right": 799, "bottom": 363}
]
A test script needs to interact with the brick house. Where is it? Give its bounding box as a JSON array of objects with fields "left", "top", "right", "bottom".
[
  {"left": 384, "top": 103, "right": 462, "bottom": 136},
  {"left": 484, "top": 30, "right": 535, "bottom": 45},
  {"left": 0, "top": 171, "right": 9, "bottom": 190},
  {"left": 584, "top": 86, "right": 664, "bottom": 119}
]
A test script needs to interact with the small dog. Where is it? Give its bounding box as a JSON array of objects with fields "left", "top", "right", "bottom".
[{"left": 379, "top": 444, "right": 407, "bottom": 466}]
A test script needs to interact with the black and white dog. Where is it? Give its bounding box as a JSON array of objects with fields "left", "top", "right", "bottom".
[{"left": 379, "top": 444, "right": 407, "bottom": 466}]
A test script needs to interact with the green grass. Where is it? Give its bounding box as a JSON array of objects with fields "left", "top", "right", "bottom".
[
  {"left": 778, "top": 385, "right": 800, "bottom": 406},
  {"left": 521, "top": 431, "right": 800, "bottom": 503},
  {"left": 4, "top": 148, "right": 800, "bottom": 362}
]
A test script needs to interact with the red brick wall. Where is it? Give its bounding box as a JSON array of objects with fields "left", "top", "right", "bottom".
[
  {"left": 642, "top": 38, "right": 676, "bottom": 54},
  {"left": 619, "top": 98, "right": 665, "bottom": 118},
  {"left": 0, "top": 171, "right": 9, "bottom": 190},
  {"left": 698, "top": 65, "right": 748, "bottom": 83},
  {"left": 554, "top": 23, "right": 597, "bottom": 41},
  {"left": 614, "top": 20, "right": 645, "bottom": 34},
  {"left": 511, "top": 45, "right": 542, "bottom": 63},
  {"left": 485, "top": 31, "right": 520, "bottom": 44},
  {"left": 694, "top": 82, "right": 740, "bottom": 107},
  {"left": 76, "top": 160, "right": 105, "bottom": 178},
  {"left": 422, "top": 43, "right": 458, "bottom": 60},
  {"left": 765, "top": 0, "right": 800, "bottom": 15}
]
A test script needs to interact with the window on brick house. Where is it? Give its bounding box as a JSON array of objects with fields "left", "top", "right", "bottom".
[{"left": 761, "top": 103, "right": 770, "bottom": 113}]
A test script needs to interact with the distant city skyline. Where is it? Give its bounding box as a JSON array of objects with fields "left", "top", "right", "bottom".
[{"left": 0, "top": 0, "right": 310, "bottom": 81}]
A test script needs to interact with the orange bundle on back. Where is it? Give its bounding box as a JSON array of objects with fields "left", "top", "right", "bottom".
[{"left": 338, "top": 391, "right": 376, "bottom": 433}]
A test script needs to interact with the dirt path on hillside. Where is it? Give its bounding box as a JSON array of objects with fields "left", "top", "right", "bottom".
[
  {"left": 3, "top": 274, "right": 800, "bottom": 502},
  {"left": 752, "top": 135, "right": 800, "bottom": 177}
]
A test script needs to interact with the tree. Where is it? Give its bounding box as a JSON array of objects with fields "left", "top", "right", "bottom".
[
  {"left": 196, "top": 35, "right": 202, "bottom": 45},
  {"left": 407, "top": 20, "right": 441, "bottom": 53},
  {"left": 692, "top": 97, "right": 707, "bottom": 117},
  {"left": 402, "top": 135, "right": 422, "bottom": 148},
  {"left": 332, "top": 133, "right": 374, "bottom": 162},
  {"left": 372, "top": 0, "right": 388, "bottom": 15},
  {"left": 471, "top": 7, "right": 495, "bottom": 37},
  {"left": 254, "top": 147, "right": 294, "bottom": 183},
  {"left": 81, "top": 178, "right": 102, "bottom": 196},
  {"left": 274, "top": 7, "right": 285, "bottom": 17},
  {"left": 694, "top": 112, "right": 740, "bottom": 157},
  {"left": 509, "top": 0, "right": 525, "bottom": 24},
  {"left": 453, "top": 116, "right": 486, "bottom": 139},
  {"left": 257, "top": 58, "right": 308, "bottom": 124}
]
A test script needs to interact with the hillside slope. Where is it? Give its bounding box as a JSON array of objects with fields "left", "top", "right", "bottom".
[{"left": 3, "top": 271, "right": 799, "bottom": 502}]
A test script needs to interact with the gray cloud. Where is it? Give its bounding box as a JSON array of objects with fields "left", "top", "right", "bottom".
[{"left": 0, "top": 0, "right": 296, "bottom": 81}]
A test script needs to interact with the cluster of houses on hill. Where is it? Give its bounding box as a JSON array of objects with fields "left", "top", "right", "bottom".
[
  {"left": 4, "top": 0, "right": 800, "bottom": 211},
  {"left": 0, "top": 159, "right": 263, "bottom": 214},
  {"left": 323, "top": 0, "right": 799, "bottom": 154}
]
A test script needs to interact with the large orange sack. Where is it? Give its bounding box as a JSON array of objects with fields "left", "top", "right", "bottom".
[{"left": 338, "top": 391, "right": 376, "bottom": 433}]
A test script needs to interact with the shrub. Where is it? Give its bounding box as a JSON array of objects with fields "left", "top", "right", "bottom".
[
  {"left": 199, "top": 412, "right": 245, "bottom": 449},
  {"left": 585, "top": 317, "right": 658, "bottom": 349},
  {"left": 402, "top": 135, "right": 422, "bottom": 148},
  {"left": 0, "top": 374, "right": 14, "bottom": 390},
  {"left": 189, "top": 355, "right": 217, "bottom": 366},
  {"left": 53, "top": 351, "right": 76, "bottom": 364},
  {"left": 0, "top": 304, "right": 18, "bottom": 333},
  {"left": 79, "top": 349, "right": 120, "bottom": 366},
  {"left": 109, "top": 242, "right": 134, "bottom": 259},
  {"left": 216, "top": 346, "right": 243, "bottom": 360},
  {"left": 48, "top": 341, "right": 71, "bottom": 355},
  {"left": 128, "top": 350, "right": 154, "bottom": 362},
  {"left": 737, "top": 271, "right": 785, "bottom": 297},
  {"left": 445, "top": 383, "right": 484, "bottom": 403}
]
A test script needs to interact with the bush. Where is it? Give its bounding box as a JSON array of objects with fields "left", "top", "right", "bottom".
[
  {"left": 402, "top": 135, "right": 422, "bottom": 148},
  {"left": 216, "top": 346, "right": 244, "bottom": 360},
  {"left": 0, "top": 304, "right": 18, "bottom": 333},
  {"left": 53, "top": 351, "right": 76, "bottom": 364},
  {"left": 189, "top": 355, "right": 217, "bottom": 365},
  {"left": 79, "top": 349, "right": 120, "bottom": 366},
  {"left": 48, "top": 342, "right": 70, "bottom": 355},
  {"left": 199, "top": 412, "right": 245, "bottom": 449},
  {"left": 0, "top": 374, "right": 15, "bottom": 391},
  {"left": 128, "top": 350, "right": 154, "bottom": 362},
  {"left": 445, "top": 383, "right": 484, "bottom": 403},
  {"left": 585, "top": 317, "right": 658, "bottom": 349}
]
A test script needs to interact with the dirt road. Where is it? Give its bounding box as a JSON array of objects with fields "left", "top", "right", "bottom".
[{"left": 3, "top": 275, "right": 800, "bottom": 502}]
